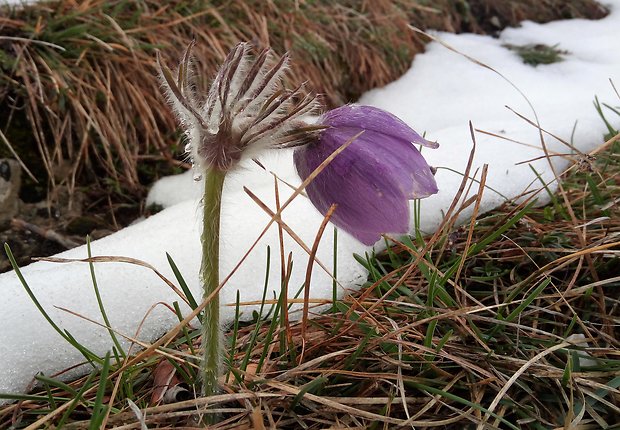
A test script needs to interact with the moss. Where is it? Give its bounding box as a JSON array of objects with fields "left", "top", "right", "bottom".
[{"left": 504, "top": 43, "right": 568, "bottom": 66}]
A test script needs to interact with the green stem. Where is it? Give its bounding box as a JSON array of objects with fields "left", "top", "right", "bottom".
[{"left": 200, "top": 168, "right": 226, "bottom": 401}]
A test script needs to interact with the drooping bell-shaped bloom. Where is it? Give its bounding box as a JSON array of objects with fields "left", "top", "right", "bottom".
[{"left": 293, "top": 105, "right": 439, "bottom": 245}]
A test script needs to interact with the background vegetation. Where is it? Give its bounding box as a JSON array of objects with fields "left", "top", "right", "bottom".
[{"left": 0, "top": 0, "right": 608, "bottom": 213}]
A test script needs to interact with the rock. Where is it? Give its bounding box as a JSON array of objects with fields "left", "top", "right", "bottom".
[{"left": 0, "top": 159, "right": 21, "bottom": 225}]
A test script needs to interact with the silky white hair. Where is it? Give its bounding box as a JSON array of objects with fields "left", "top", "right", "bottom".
[{"left": 158, "top": 42, "right": 322, "bottom": 172}]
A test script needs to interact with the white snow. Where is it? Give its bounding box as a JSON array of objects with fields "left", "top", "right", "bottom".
[
  {"left": 0, "top": 0, "right": 35, "bottom": 6},
  {"left": 1, "top": 1, "right": 619, "bottom": 397}
]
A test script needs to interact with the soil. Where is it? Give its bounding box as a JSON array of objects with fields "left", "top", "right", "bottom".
[
  {"left": 0, "top": 183, "right": 124, "bottom": 272},
  {"left": 0, "top": 170, "right": 149, "bottom": 273}
]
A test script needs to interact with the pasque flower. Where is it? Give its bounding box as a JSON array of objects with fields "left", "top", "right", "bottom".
[
  {"left": 158, "top": 41, "right": 438, "bottom": 412},
  {"left": 294, "top": 105, "right": 439, "bottom": 245}
]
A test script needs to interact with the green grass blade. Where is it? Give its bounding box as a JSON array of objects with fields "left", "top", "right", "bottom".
[
  {"left": 291, "top": 377, "right": 328, "bottom": 409},
  {"left": 240, "top": 246, "right": 271, "bottom": 373},
  {"left": 3, "top": 243, "right": 100, "bottom": 364},
  {"left": 35, "top": 374, "right": 78, "bottom": 398},
  {"left": 470, "top": 201, "right": 535, "bottom": 255},
  {"left": 167, "top": 252, "right": 199, "bottom": 311},
  {"left": 87, "top": 237, "right": 125, "bottom": 360},
  {"left": 57, "top": 369, "right": 99, "bottom": 428},
  {"left": 172, "top": 301, "right": 197, "bottom": 356},
  {"left": 0, "top": 393, "right": 70, "bottom": 402},
  {"left": 89, "top": 351, "right": 111, "bottom": 430},
  {"left": 504, "top": 277, "right": 551, "bottom": 323},
  {"left": 227, "top": 291, "right": 241, "bottom": 382},
  {"left": 407, "top": 381, "right": 520, "bottom": 430}
]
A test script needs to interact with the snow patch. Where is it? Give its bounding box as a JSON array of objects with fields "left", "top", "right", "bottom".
[{"left": 1, "top": 1, "right": 619, "bottom": 397}]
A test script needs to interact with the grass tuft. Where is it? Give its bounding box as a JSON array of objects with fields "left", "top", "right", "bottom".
[{"left": 504, "top": 43, "right": 568, "bottom": 66}]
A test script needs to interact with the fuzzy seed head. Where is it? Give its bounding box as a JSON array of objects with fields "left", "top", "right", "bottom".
[{"left": 158, "top": 42, "right": 321, "bottom": 172}]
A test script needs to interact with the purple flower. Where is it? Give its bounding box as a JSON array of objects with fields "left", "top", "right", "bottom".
[{"left": 293, "top": 105, "right": 439, "bottom": 245}]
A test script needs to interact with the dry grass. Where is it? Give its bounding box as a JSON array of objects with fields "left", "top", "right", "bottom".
[
  {"left": 0, "top": 0, "right": 609, "bottom": 214},
  {"left": 2, "top": 126, "right": 618, "bottom": 428}
]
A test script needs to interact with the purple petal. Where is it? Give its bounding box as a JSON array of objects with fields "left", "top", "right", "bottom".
[
  {"left": 322, "top": 105, "right": 439, "bottom": 149},
  {"left": 320, "top": 126, "right": 438, "bottom": 199}
]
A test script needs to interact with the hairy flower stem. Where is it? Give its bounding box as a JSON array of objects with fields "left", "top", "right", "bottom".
[{"left": 199, "top": 168, "right": 226, "bottom": 406}]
